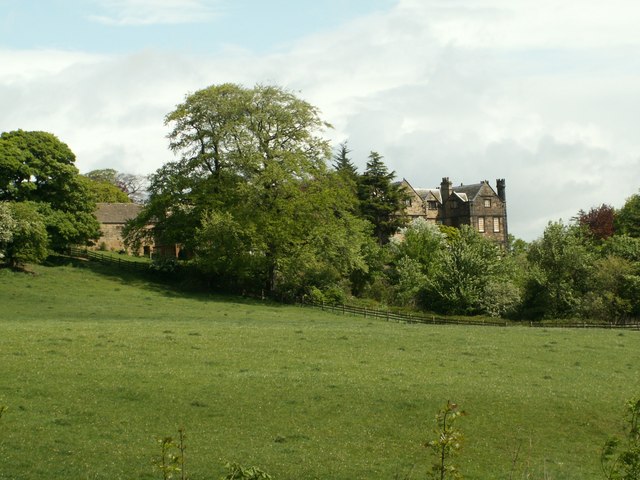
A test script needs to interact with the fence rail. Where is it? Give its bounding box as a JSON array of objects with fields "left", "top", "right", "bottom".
[
  {"left": 68, "top": 247, "right": 151, "bottom": 272},
  {"left": 300, "top": 299, "right": 640, "bottom": 331},
  {"left": 69, "top": 247, "right": 640, "bottom": 331}
]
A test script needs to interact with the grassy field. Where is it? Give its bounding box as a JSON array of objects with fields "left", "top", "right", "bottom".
[{"left": 0, "top": 259, "right": 639, "bottom": 479}]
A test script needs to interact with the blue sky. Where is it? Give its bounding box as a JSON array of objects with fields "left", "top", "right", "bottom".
[
  {"left": 0, "top": 0, "right": 395, "bottom": 53},
  {"left": 1, "top": 0, "right": 639, "bottom": 240}
]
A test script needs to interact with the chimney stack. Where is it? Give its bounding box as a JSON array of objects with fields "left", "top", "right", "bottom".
[
  {"left": 440, "top": 177, "right": 453, "bottom": 203},
  {"left": 497, "top": 178, "right": 506, "bottom": 202}
]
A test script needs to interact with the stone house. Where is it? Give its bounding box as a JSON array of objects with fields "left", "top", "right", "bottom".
[
  {"left": 94, "top": 203, "right": 182, "bottom": 257},
  {"left": 399, "top": 177, "right": 508, "bottom": 245},
  {"left": 93, "top": 203, "right": 153, "bottom": 255}
]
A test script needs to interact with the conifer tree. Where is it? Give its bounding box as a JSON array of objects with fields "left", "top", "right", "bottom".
[{"left": 357, "top": 151, "right": 408, "bottom": 245}]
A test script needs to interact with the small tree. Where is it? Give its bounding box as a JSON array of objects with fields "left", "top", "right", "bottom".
[
  {"left": 426, "top": 401, "right": 466, "bottom": 480},
  {"left": 601, "top": 397, "right": 640, "bottom": 480},
  {"left": 576, "top": 204, "right": 615, "bottom": 241},
  {"left": 1, "top": 202, "right": 48, "bottom": 268}
]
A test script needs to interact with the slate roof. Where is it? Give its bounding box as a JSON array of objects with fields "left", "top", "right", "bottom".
[
  {"left": 451, "top": 182, "right": 495, "bottom": 202},
  {"left": 95, "top": 203, "right": 143, "bottom": 224},
  {"left": 414, "top": 188, "right": 442, "bottom": 203}
]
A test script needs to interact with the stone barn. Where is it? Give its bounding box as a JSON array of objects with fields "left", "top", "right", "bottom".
[{"left": 94, "top": 203, "right": 153, "bottom": 256}]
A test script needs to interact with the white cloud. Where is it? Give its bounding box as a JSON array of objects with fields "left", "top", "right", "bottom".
[
  {"left": 89, "top": 0, "right": 219, "bottom": 26},
  {"left": 1, "top": 0, "right": 639, "bottom": 240}
]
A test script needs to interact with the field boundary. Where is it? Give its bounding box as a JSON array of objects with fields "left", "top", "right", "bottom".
[
  {"left": 68, "top": 246, "right": 151, "bottom": 272},
  {"left": 300, "top": 299, "right": 640, "bottom": 330},
  {"left": 68, "top": 247, "right": 640, "bottom": 331}
]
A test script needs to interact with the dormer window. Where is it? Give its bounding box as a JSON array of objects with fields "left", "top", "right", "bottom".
[
  {"left": 428, "top": 201, "right": 437, "bottom": 210},
  {"left": 484, "top": 198, "right": 491, "bottom": 208}
]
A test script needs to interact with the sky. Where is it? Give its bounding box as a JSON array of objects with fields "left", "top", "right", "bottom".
[{"left": 1, "top": 0, "right": 639, "bottom": 241}]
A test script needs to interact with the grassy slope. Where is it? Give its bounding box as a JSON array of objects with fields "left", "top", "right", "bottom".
[{"left": 0, "top": 261, "right": 639, "bottom": 480}]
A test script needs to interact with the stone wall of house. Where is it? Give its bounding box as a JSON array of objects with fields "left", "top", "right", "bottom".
[
  {"left": 468, "top": 183, "right": 508, "bottom": 244},
  {"left": 96, "top": 224, "right": 127, "bottom": 251}
]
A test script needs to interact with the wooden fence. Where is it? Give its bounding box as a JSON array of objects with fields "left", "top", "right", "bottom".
[
  {"left": 68, "top": 247, "right": 640, "bottom": 331},
  {"left": 68, "top": 246, "right": 151, "bottom": 272},
  {"left": 300, "top": 299, "right": 640, "bottom": 331}
]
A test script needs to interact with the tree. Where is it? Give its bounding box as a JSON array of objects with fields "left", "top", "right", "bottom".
[
  {"left": 84, "top": 168, "right": 148, "bottom": 203},
  {"left": 358, "top": 151, "right": 408, "bottom": 245},
  {"left": 523, "top": 221, "right": 594, "bottom": 318},
  {"left": 0, "top": 130, "right": 100, "bottom": 249},
  {"left": 128, "top": 83, "right": 370, "bottom": 297},
  {"left": 332, "top": 141, "right": 359, "bottom": 179},
  {"left": 82, "top": 176, "right": 131, "bottom": 203},
  {"left": 576, "top": 204, "right": 615, "bottom": 241},
  {"left": 616, "top": 192, "right": 640, "bottom": 238},
  {"left": 0, "top": 202, "right": 49, "bottom": 268},
  {"left": 424, "top": 225, "right": 502, "bottom": 315}
]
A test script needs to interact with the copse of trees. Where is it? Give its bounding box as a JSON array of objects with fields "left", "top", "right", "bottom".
[
  {"left": 124, "top": 83, "right": 376, "bottom": 298},
  {"left": 0, "top": 130, "right": 100, "bottom": 266}
]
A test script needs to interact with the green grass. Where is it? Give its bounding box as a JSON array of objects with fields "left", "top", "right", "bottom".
[{"left": 0, "top": 260, "right": 639, "bottom": 479}]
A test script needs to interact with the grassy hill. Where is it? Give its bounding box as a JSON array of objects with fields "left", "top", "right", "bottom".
[{"left": 0, "top": 260, "right": 639, "bottom": 479}]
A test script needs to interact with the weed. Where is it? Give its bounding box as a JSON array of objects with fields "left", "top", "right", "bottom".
[
  {"left": 222, "top": 462, "right": 273, "bottom": 479},
  {"left": 426, "top": 401, "right": 465, "bottom": 480},
  {"left": 601, "top": 396, "right": 640, "bottom": 480},
  {"left": 154, "top": 427, "right": 187, "bottom": 480}
]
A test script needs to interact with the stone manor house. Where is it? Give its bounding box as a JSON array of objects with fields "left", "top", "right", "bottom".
[{"left": 399, "top": 177, "right": 508, "bottom": 245}]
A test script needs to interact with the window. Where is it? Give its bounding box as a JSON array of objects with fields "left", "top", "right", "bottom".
[
  {"left": 478, "top": 217, "right": 485, "bottom": 232},
  {"left": 493, "top": 217, "right": 500, "bottom": 232},
  {"left": 451, "top": 200, "right": 458, "bottom": 209},
  {"left": 428, "top": 201, "right": 438, "bottom": 210},
  {"left": 484, "top": 198, "right": 491, "bottom": 208}
]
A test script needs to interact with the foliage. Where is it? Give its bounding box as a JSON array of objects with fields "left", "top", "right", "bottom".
[
  {"left": 602, "top": 235, "right": 640, "bottom": 263},
  {"left": 601, "top": 397, "right": 640, "bottom": 480},
  {"left": 128, "top": 83, "right": 370, "bottom": 298},
  {"left": 578, "top": 256, "right": 639, "bottom": 322},
  {"left": 424, "top": 225, "right": 502, "bottom": 315},
  {"left": 84, "top": 168, "right": 148, "bottom": 203},
  {"left": 0, "top": 201, "right": 49, "bottom": 267},
  {"left": 425, "top": 401, "right": 466, "bottom": 480},
  {"left": 615, "top": 192, "right": 640, "bottom": 238},
  {"left": 222, "top": 463, "right": 273, "bottom": 480},
  {"left": 0, "top": 130, "right": 100, "bottom": 249},
  {"left": 577, "top": 204, "right": 615, "bottom": 241},
  {"left": 357, "top": 151, "right": 408, "bottom": 245},
  {"left": 0, "top": 202, "right": 16, "bottom": 254},
  {"left": 81, "top": 175, "right": 131, "bottom": 203},
  {"left": 154, "top": 428, "right": 187, "bottom": 480},
  {"left": 332, "top": 141, "right": 359, "bottom": 181},
  {"left": 523, "top": 221, "right": 594, "bottom": 319}
]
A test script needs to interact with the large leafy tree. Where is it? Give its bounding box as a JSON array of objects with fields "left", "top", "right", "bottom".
[
  {"left": 358, "top": 151, "right": 408, "bottom": 245},
  {"left": 82, "top": 176, "right": 131, "bottom": 203},
  {"left": 615, "top": 191, "right": 640, "bottom": 238},
  {"left": 523, "top": 221, "right": 595, "bottom": 318},
  {"left": 0, "top": 130, "right": 100, "bottom": 249},
  {"left": 127, "top": 83, "right": 371, "bottom": 296},
  {"left": 84, "top": 168, "right": 148, "bottom": 203}
]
